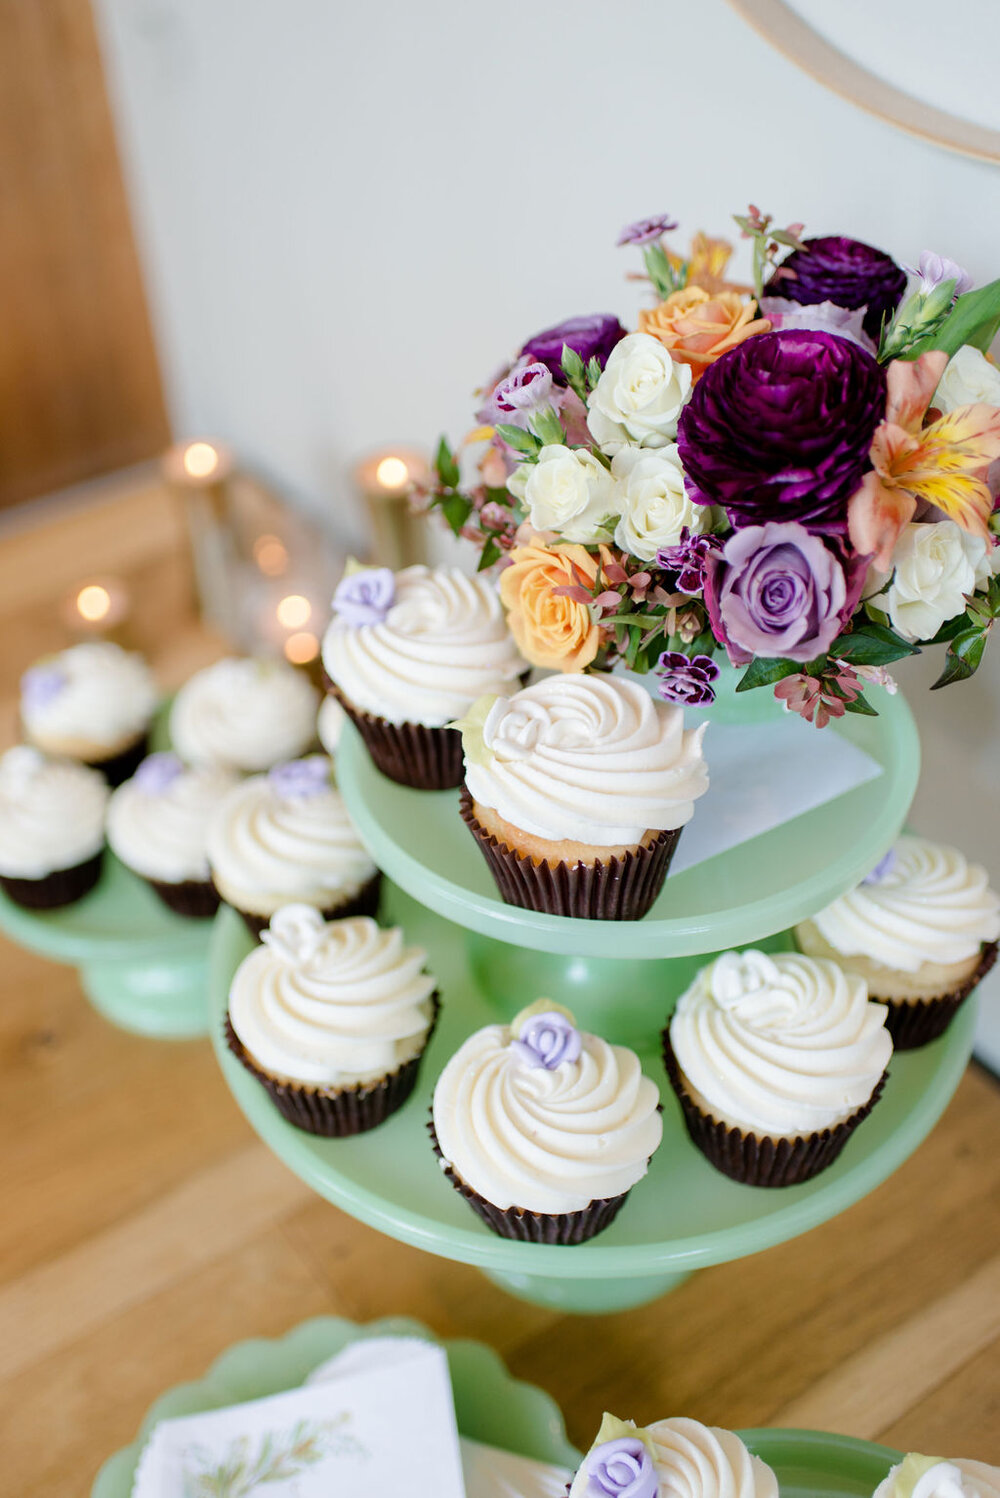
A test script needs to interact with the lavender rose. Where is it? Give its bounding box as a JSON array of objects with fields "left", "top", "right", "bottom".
[
  {"left": 586, "top": 1437, "right": 658, "bottom": 1498},
  {"left": 510, "top": 1010, "right": 582, "bottom": 1071},
  {"left": 677, "top": 330, "right": 885, "bottom": 533},
  {"left": 766, "top": 235, "right": 907, "bottom": 339},
  {"left": 704, "top": 522, "right": 858, "bottom": 665},
  {"left": 332, "top": 566, "right": 395, "bottom": 627},
  {"left": 519, "top": 314, "right": 626, "bottom": 384}
]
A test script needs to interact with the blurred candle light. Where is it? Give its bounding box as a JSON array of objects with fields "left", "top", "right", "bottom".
[
  {"left": 253, "top": 533, "right": 289, "bottom": 577},
  {"left": 276, "top": 594, "right": 312, "bottom": 629},
  {"left": 284, "top": 630, "right": 319, "bottom": 665},
  {"left": 355, "top": 445, "right": 430, "bottom": 570},
  {"left": 62, "top": 578, "right": 130, "bottom": 636}
]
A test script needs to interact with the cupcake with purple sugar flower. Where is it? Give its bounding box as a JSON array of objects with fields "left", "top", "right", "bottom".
[
  {"left": 568, "top": 1414, "right": 779, "bottom": 1498},
  {"left": 20, "top": 642, "right": 158, "bottom": 786}
]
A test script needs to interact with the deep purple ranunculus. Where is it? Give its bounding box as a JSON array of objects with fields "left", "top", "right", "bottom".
[
  {"left": 703, "top": 522, "right": 860, "bottom": 665},
  {"left": 656, "top": 651, "right": 720, "bottom": 706},
  {"left": 766, "top": 235, "right": 907, "bottom": 339},
  {"left": 585, "top": 1437, "right": 658, "bottom": 1498},
  {"left": 519, "top": 314, "right": 626, "bottom": 384},
  {"left": 677, "top": 330, "right": 885, "bottom": 533}
]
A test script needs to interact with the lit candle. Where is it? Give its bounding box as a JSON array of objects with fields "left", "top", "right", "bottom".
[
  {"left": 62, "top": 578, "right": 130, "bottom": 636},
  {"left": 354, "top": 446, "right": 430, "bottom": 570},
  {"left": 163, "top": 439, "right": 239, "bottom": 638}
]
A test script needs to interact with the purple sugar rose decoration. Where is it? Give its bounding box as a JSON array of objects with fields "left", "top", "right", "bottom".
[
  {"left": 704, "top": 522, "right": 860, "bottom": 666},
  {"left": 332, "top": 566, "right": 395, "bottom": 628},
  {"left": 656, "top": 651, "right": 720, "bottom": 707},
  {"left": 268, "top": 756, "right": 331, "bottom": 800},
  {"left": 677, "top": 330, "right": 885, "bottom": 533},
  {"left": 904, "top": 250, "right": 973, "bottom": 298},
  {"left": 21, "top": 664, "right": 68, "bottom": 713},
  {"left": 134, "top": 752, "right": 185, "bottom": 794},
  {"left": 766, "top": 234, "right": 908, "bottom": 339},
  {"left": 617, "top": 214, "right": 678, "bottom": 247},
  {"left": 519, "top": 314, "right": 627, "bottom": 384},
  {"left": 657, "top": 528, "right": 723, "bottom": 596},
  {"left": 511, "top": 1010, "right": 582, "bottom": 1071},
  {"left": 863, "top": 849, "right": 897, "bottom": 884},
  {"left": 586, "top": 1438, "right": 658, "bottom": 1498}
]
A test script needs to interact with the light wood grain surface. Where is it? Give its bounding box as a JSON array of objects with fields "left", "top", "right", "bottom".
[{"left": 2, "top": 495, "right": 1000, "bottom": 1496}]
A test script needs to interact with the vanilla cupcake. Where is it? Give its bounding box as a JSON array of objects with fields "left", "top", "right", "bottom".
[
  {"left": 317, "top": 694, "right": 347, "bottom": 756},
  {"left": 569, "top": 1414, "right": 779, "bottom": 1498},
  {"left": 206, "top": 754, "right": 380, "bottom": 937},
  {"left": 456, "top": 675, "right": 708, "bottom": 920},
  {"left": 795, "top": 835, "right": 1000, "bottom": 1049},
  {"left": 664, "top": 949, "right": 892, "bottom": 1187},
  {"left": 321, "top": 563, "right": 526, "bottom": 789},
  {"left": 872, "top": 1453, "right": 1000, "bottom": 1498},
  {"left": 431, "top": 1001, "right": 662, "bottom": 1243},
  {"left": 0, "top": 747, "right": 108, "bottom": 909},
  {"left": 20, "top": 642, "right": 157, "bottom": 785},
  {"left": 106, "top": 753, "right": 238, "bottom": 917},
  {"left": 169, "top": 657, "right": 319, "bottom": 773},
  {"left": 225, "top": 905, "right": 439, "bottom": 1135}
]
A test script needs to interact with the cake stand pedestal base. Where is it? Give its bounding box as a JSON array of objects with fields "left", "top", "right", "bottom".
[
  {"left": 80, "top": 951, "right": 210, "bottom": 1039},
  {"left": 483, "top": 1265, "right": 693, "bottom": 1314}
]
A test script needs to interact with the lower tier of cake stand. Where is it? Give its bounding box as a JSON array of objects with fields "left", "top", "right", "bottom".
[{"left": 208, "top": 883, "right": 976, "bottom": 1314}]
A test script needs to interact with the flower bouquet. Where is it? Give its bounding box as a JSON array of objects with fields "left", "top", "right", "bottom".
[{"left": 422, "top": 210, "right": 1000, "bottom": 725}]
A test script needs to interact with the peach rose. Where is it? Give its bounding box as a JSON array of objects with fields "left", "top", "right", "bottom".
[
  {"left": 499, "top": 541, "right": 606, "bottom": 672},
  {"left": 638, "top": 287, "right": 768, "bottom": 378}
]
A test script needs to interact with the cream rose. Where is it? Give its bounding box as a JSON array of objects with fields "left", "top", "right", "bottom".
[
  {"left": 611, "top": 444, "right": 708, "bottom": 562},
  {"left": 508, "top": 444, "right": 617, "bottom": 543},
  {"left": 887, "top": 521, "right": 985, "bottom": 642},
  {"left": 587, "top": 332, "right": 693, "bottom": 454},
  {"left": 934, "top": 344, "right": 1000, "bottom": 413}
]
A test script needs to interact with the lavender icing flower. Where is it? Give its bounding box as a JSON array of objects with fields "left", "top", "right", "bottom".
[
  {"left": 586, "top": 1437, "right": 658, "bottom": 1498},
  {"left": 134, "top": 752, "right": 185, "bottom": 795},
  {"left": 863, "top": 849, "right": 897, "bottom": 884},
  {"left": 21, "top": 664, "right": 68, "bottom": 713},
  {"left": 656, "top": 651, "right": 720, "bottom": 707},
  {"left": 657, "top": 528, "right": 723, "bottom": 595},
  {"left": 519, "top": 314, "right": 627, "bottom": 384},
  {"left": 267, "top": 756, "right": 331, "bottom": 800},
  {"left": 616, "top": 214, "right": 678, "bottom": 247},
  {"left": 510, "top": 1010, "right": 582, "bottom": 1071},
  {"left": 332, "top": 567, "right": 396, "bottom": 628},
  {"left": 905, "top": 251, "right": 973, "bottom": 298}
]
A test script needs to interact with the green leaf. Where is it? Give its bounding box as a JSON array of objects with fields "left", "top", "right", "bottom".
[
  {"left": 560, "top": 344, "right": 586, "bottom": 387},
  {"left": 440, "top": 491, "right": 472, "bottom": 537},
  {"left": 931, "top": 625, "right": 989, "bottom": 689},
  {"left": 925, "top": 614, "right": 971, "bottom": 646},
  {"left": 529, "top": 407, "right": 565, "bottom": 446},
  {"left": 495, "top": 423, "right": 541, "bottom": 456},
  {"left": 914, "top": 277, "right": 1000, "bottom": 360},
  {"left": 735, "top": 656, "right": 801, "bottom": 692},
  {"left": 586, "top": 356, "right": 603, "bottom": 389},
  {"left": 843, "top": 691, "right": 878, "bottom": 716},
  {"left": 831, "top": 622, "right": 920, "bottom": 665},
  {"left": 434, "top": 435, "right": 460, "bottom": 489},
  {"left": 477, "top": 535, "right": 502, "bottom": 571}
]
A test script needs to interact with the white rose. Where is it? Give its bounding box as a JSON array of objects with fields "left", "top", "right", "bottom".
[
  {"left": 587, "top": 332, "right": 692, "bottom": 454},
  {"left": 512, "top": 444, "right": 618, "bottom": 543},
  {"left": 887, "top": 521, "right": 986, "bottom": 642},
  {"left": 611, "top": 444, "right": 708, "bottom": 562},
  {"left": 934, "top": 344, "right": 1000, "bottom": 412}
]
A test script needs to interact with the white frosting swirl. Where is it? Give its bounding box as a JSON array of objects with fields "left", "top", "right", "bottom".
[
  {"left": 322, "top": 564, "right": 525, "bottom": 727},
  {"left": 873, "top": 1455, "right": 1000, "bottom": 1498},
  {"left": 569, "top": 1416, "right": 779, "bottom": 1498},
  {"left": 463, "top": 675, "right": 708, "bottom": 845},
  {"left": 811, "top": 835, "right": 1000, "bottom": 973},
  {"left": 317, "top": 695, "right": 346, "bottom": 755},
  {"left": 206, "top": 757, "right": 377, "bottom": 914},
  {"left": 228, "top": 907, "right": 436, "bottom": 1086},
  {"left": 0, "top": 747, "right": 108, "bottom": 878},
  {"left": 107, "top": 761, "right": 238, "bottom": 883},
  {"left": 670, "top": 950, "right": 892, "bottom": 1136},
  {"left": 169, "top": 658, "right": 318, "bottom": 772},
  {"left": 432, "top": 1015, "right": 662, "bottom": 1213},
  {"left": 21, "top": 642, "right": 157, "bottom": 753}
]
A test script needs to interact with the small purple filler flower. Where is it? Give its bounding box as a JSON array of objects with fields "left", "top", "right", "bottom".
[
  {"left": 491, "top": 362, "right": 554, "bottom": 424},
  {"left": 863, "top": 849, "right": 897, "bottom": 885},
  {"left": 21, "top": 664, "right": 68, "bottom": 713},
  {"left": 268, "top": 756, "right": 331, "bottom": 800},
  {"left": 656, "top": 651, "right": 720, "bottom": 707},
  {"left": 586, "top": 1437, "right": 658, "bottom": 1498},
  {"left": 519, "top": 314, "right": 627, "bottom": 384},
  {"left": 332, "top": 566, "right": 396, "bottom": 628},
  {"left": 657, "top": 528, "right": 723, "bottom": 596},
  {"left": 511, "top": 1011, "right": 582, "bottom": 1071},
  {"left": 616, "top": 214, "right": 678, "bottom": 247},
  {"left": 135, "top": 752, "right": 185, "bottom": 795},
  {"left": 904, "top": 250, "right": 973, "bottom": 298}
]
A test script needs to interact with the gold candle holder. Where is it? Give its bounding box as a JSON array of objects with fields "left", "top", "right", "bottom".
[{"left": 355, "top": 447, "right": 430, "bottom": 570}]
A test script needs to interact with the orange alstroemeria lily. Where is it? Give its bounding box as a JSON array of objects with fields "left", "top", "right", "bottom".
[
  {"left": 667, "top": 232, "right": 753, "bottom": 297},
  {"left": 848, "top": 349, "right": 1000, "bottom": 570}
]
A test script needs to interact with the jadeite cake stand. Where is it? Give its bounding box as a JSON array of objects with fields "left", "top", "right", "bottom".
[
  {"left": 208, "top": 680, "right": 977, "bottom": 1313},
  {"left": 91, "top": 1313, "right": 905, "bottom": 1498}
]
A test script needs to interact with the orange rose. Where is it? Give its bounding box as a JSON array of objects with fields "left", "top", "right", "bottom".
[
  {"left": 638, "top": 287, "right": 768, "bottom": 378},
  {"left": 500, "top": 542, "right": 606, "bottom": 672}
]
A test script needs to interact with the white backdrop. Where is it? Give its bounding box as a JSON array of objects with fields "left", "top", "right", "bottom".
[{"left": 93, "top": 0, "right": 1000, "bottom": 1061}]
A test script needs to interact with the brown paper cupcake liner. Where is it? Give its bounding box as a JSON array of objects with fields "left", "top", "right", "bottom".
[
  {"left": 661, "top": 1032, "right": 887, "bottom": 1188},
  {"left": 230, "top": 870, "right": 383, "bottom": 940},
  {"left": 428, "top": 1114, "right": 631, "bottom": 1243},
  {"left": 329, "top": 686, "right": 463, "bottom": 790},
  {"left": 0, "top": 849, "right": 104, "bottom": 910},
  {"left": 146, "top": 876, "right": 221, "bottom": 920},
  {"left": 84, "top": 733, "right": 151, "bottom": 788},
  {"left": 224, "top": 993, "right": 440, "bottom": 1137},
  {"left": 459, "top": 786, "right": 681, "bottom": 921},
  {"left": 877, "top": 939, "right": 998, "bottom": 1051}
]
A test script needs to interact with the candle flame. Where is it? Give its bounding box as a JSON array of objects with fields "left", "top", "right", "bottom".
[
  {"left": 77, "top": 584, "right": 112, "bottom": 623},
  {"left": 284, "top": 631, "right": 319, "bottom": 664},
  {"left": 375, "top": 456, "right": 409, "bottom": 489},
  {"left": 276, "top": 594, "right": 311, "bottom": 629},
  {"left": 182, "top": 441, "right": 221, "bottom": 480}
]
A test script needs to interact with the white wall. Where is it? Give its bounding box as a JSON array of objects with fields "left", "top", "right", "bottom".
[{"left": 94, "top": 0, "right": 1000, "bottom": 1062}]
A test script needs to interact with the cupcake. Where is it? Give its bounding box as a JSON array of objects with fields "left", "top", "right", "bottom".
[
  {"left": 569, "top": 1414, "right": 779, "bottom": 1498},
  {"left": 106, "top": 752, "right": 238, "bottom": 917},
  {"left": 456, "top": 675, "right": 708, "bottom": 920},
  {"left": 225, "top": 904, "right": 439, "bottom": 1135},
  {"left": 872, "top": 1453, "right": 1000, "bottom": 1498},
  {"left": 664, "top": 949, "right": 892, "bottom": 1187},
  {"left": 206, "top": 754, "right": 380, "bottom": 937},
  {"left": 20, "top": 641, "right": 158, "bottom": 785},
  {"left": 321, "top": 562, "right": 526, "bottom": 789},
  {"left": 0, "top": 747, "right": 108, "bottom": 909},
  {"left": 795, "top": 835, "right": 1000, "bottom": 1050},
  {"left": 431, "top": 1001, "right": 662, "bottom": 1243},
  {"left": 317, "top": 694, "right": 347, "bottom": 756},
  {"left": 169, "top": 657, "right": 319, "bottom": 773}
]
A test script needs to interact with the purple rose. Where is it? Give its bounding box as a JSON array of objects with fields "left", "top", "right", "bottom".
[
  {"left": 21, "top": 664, "right": 68, "bottom": 713},
  {"left": 586, "top": 1438, "right": 658, "bottom": 1498},
  {"left": 656, "top": 651, "right": 720, "bottom": 706},
  {"left": 657, "top": 529, "right": 723, "bottom": 596},
  {"left": 766, "top": 235, "right": 907, "bottom": 339},
  {"left": 704, "top": 522, "right": 858, "bottom": 665},
  {"left": 268, "top": 756, "right": 331, "bottom": 800},
  {"left": 332, "top": 566, "right": 395, "bottom": 628},
  {"left": 519, "top": 314, "right": 627, "bottom": 384},
  {"left": 134, "top": 752, "right": 185, "bottom": 794},
  {"left": 617, "top": 214, "right": 678, "bottom": 247},
  {"left": 677, "top": 330, "right": 885, "bottom": 533},
  {"left": 510, "top": 1011, "right": 582, "bottom": 1071}
]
